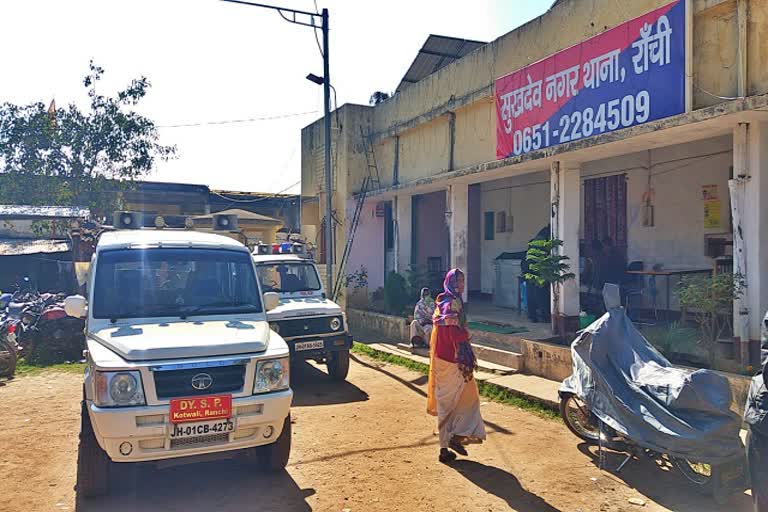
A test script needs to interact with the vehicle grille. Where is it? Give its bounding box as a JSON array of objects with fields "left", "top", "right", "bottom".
[
  {"left": 170, "top": 433, "right": 229, "bottom": 449},
  {"left": 277, "top": 316, "right": 341, "bottom": 338},
  {"left": 153, "top": 364, "right": 246, "bottom": 399}
]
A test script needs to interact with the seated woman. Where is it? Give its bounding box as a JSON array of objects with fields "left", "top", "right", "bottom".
[{"left": 409, "top": 287, "right": 434, "bottom": 348}]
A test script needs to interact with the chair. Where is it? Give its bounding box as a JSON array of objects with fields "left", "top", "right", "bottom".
[{"left": 623, "top": 261, "right": 645, "bottom": 320}]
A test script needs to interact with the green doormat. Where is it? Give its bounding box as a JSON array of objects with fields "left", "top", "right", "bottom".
[{"left": 467, "top": 321, "right": 527, "bottom": 335}]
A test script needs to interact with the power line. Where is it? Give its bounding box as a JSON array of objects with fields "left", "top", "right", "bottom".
[
  {"left": 157, "top": 110, "right": 319, "bottom": 128},
  {"left": 312, "top": 0, "right": 324, "bottom": 59}
]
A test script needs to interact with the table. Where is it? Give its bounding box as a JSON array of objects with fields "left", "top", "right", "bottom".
[{"left": 625, "top": 268, "right": 712, "bottom": 319}]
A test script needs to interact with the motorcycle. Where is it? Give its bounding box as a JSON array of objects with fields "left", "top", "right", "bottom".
[
  {"left": 559, "top": 284, "right": 748, "bottom": 504},
  {"left": 0, "top": 293, "right": 18, "bottom": 379}
]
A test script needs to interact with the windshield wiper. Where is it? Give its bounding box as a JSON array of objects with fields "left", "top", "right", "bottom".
[{"left": 179, "top": 302, "right": 260, "bottom": 319}]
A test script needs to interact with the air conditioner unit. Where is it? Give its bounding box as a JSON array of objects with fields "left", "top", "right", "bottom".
[
  {"left": 113, "top": 211, "right": 143, "bottom": 230},
  {"left": 213, "top": 214, "right": 238, "bottom": 232}
]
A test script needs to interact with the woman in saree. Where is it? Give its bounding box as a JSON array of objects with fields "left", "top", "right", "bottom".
[{"left": 427, "top": 269, "right": 487, "bottom": 463}]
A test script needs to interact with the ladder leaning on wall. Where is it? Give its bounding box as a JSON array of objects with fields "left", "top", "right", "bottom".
[{"left": 332, "top": 127, "right": 381, "bottom": 301}]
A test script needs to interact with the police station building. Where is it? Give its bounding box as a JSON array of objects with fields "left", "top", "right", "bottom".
[{"left": 300, "top": 0, "right": 768, "bottom": 368}]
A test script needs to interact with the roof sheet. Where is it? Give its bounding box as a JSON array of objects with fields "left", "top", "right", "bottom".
[
  {"left": 194, "top": 209, "right": 282, "bottom": 224},
  {"left": 0, "top": 238, "right": 71, "bottom": 256},
  {"left": 396, "top": 35, "right": 487, "bottom": 94},
  {"left": 0, "top": 205, "right": 90, "bottom": 219}
]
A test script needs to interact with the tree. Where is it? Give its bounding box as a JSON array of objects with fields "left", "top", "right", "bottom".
[
  {"left": 0, "top": 61, "right": 176, "bottom": 216},
  {"left": 369, "top": 91, "right": 390, "bottom": 105}
]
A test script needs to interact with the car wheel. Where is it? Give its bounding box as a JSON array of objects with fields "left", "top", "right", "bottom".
[
  {"left": 327, "top": 350, "right": 350, "bottom": 381},
  {"left": 76, "top": 399, "right": 111, "bottom": 498}
]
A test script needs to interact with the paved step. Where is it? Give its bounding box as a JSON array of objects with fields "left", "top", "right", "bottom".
[
  {"left": 384, "top": 342, "right": 517, "bottom": 376},
  {"left": 362, "top": 342, "right": 558, "bottom": 409}
]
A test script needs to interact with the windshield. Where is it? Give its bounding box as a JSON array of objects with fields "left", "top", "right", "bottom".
[
  {"left": 255, "top": 262, "right": 322, "bottom": 294},
  {"left": 92, "top": 248, "right": 262, "bottom": 320}
]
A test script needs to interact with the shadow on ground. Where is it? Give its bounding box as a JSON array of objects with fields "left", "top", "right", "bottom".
[
  {"left": 576, "top": 443, "right": 753, "bottom": 512},
  {"left": 351, "top": 354, "right": 513, "bottom": 435},
  {"left": 451, "top": 460, "right": 561, "bottom": 512},
  {"left": 290, "top": 359, "right": 369, "bottom": 407},
  {"left": 78, "top": 460, "right": 315, "bottom": 512}
]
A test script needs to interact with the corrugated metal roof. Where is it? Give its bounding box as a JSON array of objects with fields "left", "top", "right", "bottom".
[
  {"left": 0, "top": 239, "right": 71, "bottom": 256},
  {"left": 193, "top": 208, "right": 282, "bottom": 224},
  {"left": 0, "top": 205, "right": 90, "bottom": 219},
  {"left": 396, "top": 35, "right": 487, "bottom": 94}
]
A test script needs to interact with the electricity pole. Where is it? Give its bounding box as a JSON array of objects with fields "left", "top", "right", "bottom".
[{"left": 221, "top": 0, "right": 334, "bottom": 294}]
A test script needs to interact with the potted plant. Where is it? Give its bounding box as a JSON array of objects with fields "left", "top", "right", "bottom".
[
  {"left": 677, "top": 272, "right": 744, "bottom": 369},
  {"left": 524, "top": 238, "right": 576, "bottom": 337}
]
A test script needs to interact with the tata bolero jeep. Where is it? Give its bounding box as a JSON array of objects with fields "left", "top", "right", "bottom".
[
  {"left": 252, "top": 246, "right": 352, "bottom": 381},
  {"left": 65, "top": 230, "right": 292, "bottom": 498}
]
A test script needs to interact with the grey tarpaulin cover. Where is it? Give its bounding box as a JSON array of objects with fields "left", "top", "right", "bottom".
[{"left": 560, "top": 307, "right": 743, "bottom": 463}]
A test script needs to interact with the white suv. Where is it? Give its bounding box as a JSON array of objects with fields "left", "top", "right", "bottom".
[
  {"left": 252, "top": 253, "right": 352, "bottom": 381},
  {"left": 65, "top": 230, "right": 292, "bottom": 498}
]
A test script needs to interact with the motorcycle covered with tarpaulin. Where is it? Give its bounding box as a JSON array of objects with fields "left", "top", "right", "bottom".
[{"left": 559, "top": 285, "right": 747, "bottom": 503}]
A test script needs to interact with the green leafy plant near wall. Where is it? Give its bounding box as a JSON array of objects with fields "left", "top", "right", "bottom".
[
  {"left": 677, "top": 272, "right": 744, "bottom": 369},
  {"left": 384, "top": 272, "right": 409, "bottom": 316},
  {"left": 524, "top": 238, "right": 575, "bottom": 330}
]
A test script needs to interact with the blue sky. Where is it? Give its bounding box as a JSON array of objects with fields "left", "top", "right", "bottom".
[{"left": 0, "top": 0, "right": 552, "bottom": 192}]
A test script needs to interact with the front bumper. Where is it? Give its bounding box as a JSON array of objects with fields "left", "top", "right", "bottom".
[
  {"left": 88, "top": 389, "right": 293, "bottom": 463},
  {"left": 287, "top": 333, "right": 353, "bottom": 359}
]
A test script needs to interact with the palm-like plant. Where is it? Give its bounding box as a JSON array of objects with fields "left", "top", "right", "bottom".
[{"left": 524, "top": 239, "right": 576, "bottom": 331}]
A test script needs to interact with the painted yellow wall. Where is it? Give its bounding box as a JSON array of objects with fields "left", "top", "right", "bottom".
[{"left": 299, "top": 0, "right": 764, "bottom": 285}]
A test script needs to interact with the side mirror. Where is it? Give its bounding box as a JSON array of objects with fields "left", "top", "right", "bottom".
[
  {"left": 64, "top": 295, "right": 88, "bottom": 319},
  {"left": 263, "top": 292, "right": 280, "bottom": 312}
]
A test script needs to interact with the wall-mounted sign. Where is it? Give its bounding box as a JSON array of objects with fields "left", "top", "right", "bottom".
[
  {"left": 701, "top": 184, "right": 718, "bottom": 200},
  {"left": 375, "top": 202, "right": 386, "bottom": 218},
  {"left": 704, "top": 199, "right": 721, "bottom": 229},
  {"left": 495, "top": 0, "right": 686, "bottom": 160}
]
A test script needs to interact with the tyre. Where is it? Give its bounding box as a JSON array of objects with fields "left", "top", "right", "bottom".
[
  {"left": 327, "top": 350, "right": 350, "bottom": 381},
  {"left": 559, "top": 393, "right": 600, "bottom": 444},
  {"left": 257, "top": 415, "right": 292, "bottom": 472},
  {"left": 76, "top": 400, "right": 111, "bottom": 498},
  {"left": 0, "top": 338, "right": 17, "bottom": 379}
]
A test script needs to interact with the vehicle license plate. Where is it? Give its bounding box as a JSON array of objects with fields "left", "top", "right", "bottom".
[
  {"left": 294, "top": 340, "right": 325, "bottom": 351},
  {"left": 169, "top": 395, "right": 232, "bottom": 423},
  {"left": 170, "top": 419, "right": 235, "bottom": 439}
]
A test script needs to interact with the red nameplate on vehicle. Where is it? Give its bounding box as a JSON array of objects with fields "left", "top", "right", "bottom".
[{"left": 169, "top": 395, "right": 232, "bottom": 423}]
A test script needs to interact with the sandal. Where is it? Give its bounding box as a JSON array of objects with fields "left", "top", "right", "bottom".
[
  {"left": 449, "top": 438, "right": 468, "bottom": 456},
  {"left": 439, "top": 448, "right": 456, "bottom": 464}
]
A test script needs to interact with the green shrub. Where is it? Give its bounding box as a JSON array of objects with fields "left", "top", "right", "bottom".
[{"left": 384, "top": 272, "right": 409, "bottom": 316}]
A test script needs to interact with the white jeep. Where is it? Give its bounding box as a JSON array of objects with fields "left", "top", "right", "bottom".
[
  {"left": 66, "top": 230, "right": 292, "bottom": 498},
  {"left": 252, "top": 253, "right": 352, "bottom": 381}
]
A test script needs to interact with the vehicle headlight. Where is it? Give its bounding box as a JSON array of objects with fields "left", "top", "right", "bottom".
[
  {"left": 254, "top": 357, "right": 290, "bottom": 394},
  {"left": 269, "top": 322, "right": 280, "bottom": 334},
  {"left": 94, "top": 371, "right": 145, "bottom": 407},
  {"left": 329, "top": 317, "right": 342, "bottom": 331}
]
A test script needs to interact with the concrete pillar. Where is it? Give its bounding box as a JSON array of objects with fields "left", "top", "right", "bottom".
[
  {"left": 394, "top": 194, "right": 412, "bottom": 273},
  {"left": 551, "top": 161, "right": 581, "bottom": 330},
  {"left": 448, "top": 183, "right": 469, "bottom": 302},
  {"left": 733, "top": 122, "right": 768, "bottom": 360}
]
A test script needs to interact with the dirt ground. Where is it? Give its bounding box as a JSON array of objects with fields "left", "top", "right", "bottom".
[{"left": 0, "top": 355, "right": 755, "bottom": 512}]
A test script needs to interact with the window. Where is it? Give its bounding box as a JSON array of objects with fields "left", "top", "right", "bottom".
[
  {"left": 255, "top": 262, "right": 322, "bottom": 294},
  {"left": 484, "top": 211, "right": 495, "bottom": 241},
  {"left": 92, "top": 249, "right": 262, "bottom": 320},
  {"left": 384, "top": 202, "right": 394, "bottom": 250}
]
